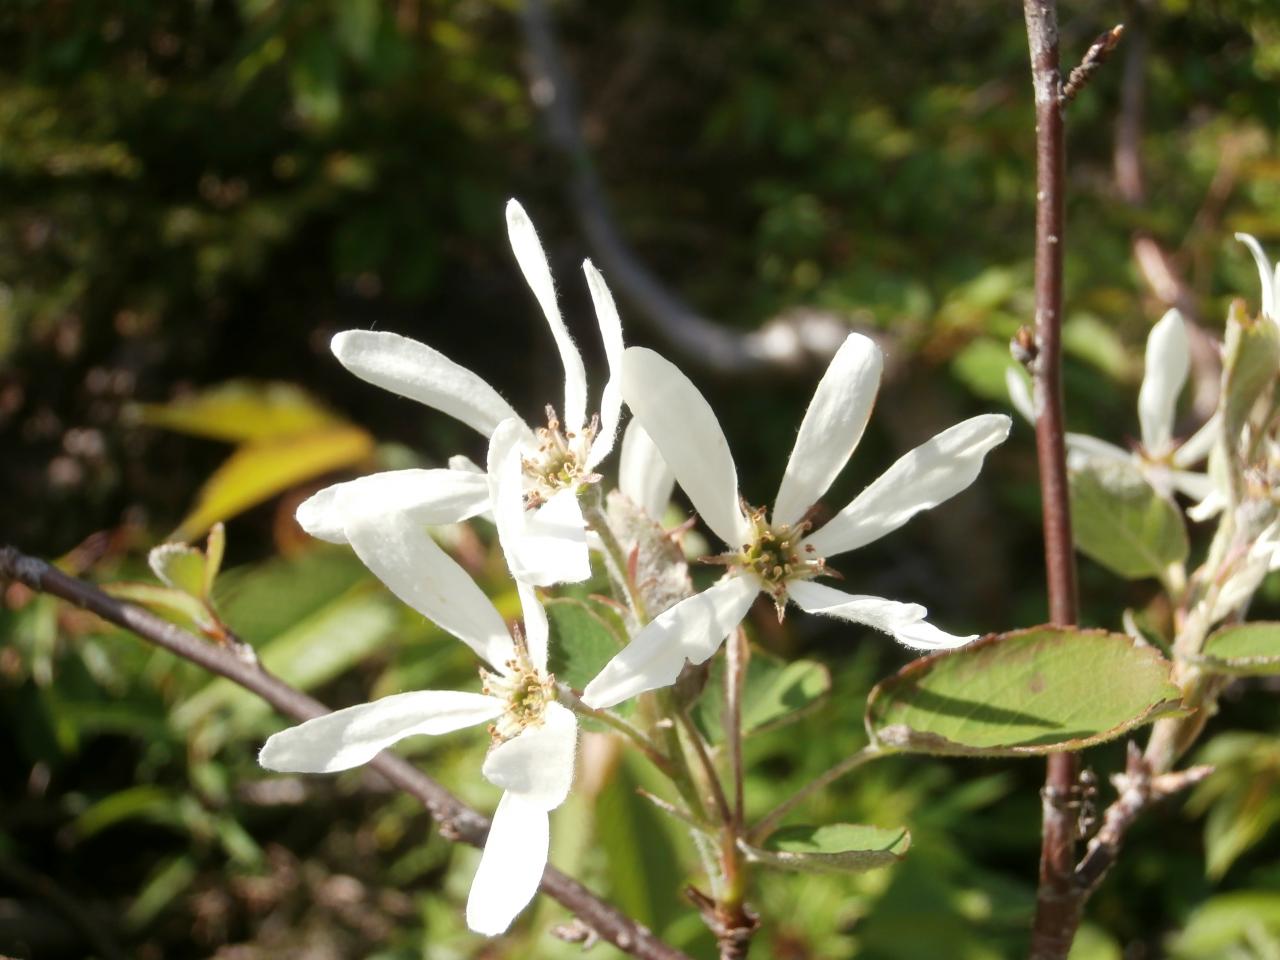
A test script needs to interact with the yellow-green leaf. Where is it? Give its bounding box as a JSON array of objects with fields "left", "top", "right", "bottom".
[
  {"left": 135, "top": 381, "right": 342, "bottom": 443},
  {"left": 173, "top": 425, "right": 373, "bottom": 540},
  {"left": 1197, "top": 622, "right": 1280, "bottom": 676},
  {"left": 742, "top": 824, "right": 910, "bottom": 874}
]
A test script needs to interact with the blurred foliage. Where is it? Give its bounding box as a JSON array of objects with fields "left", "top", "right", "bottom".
[{"left": 3, "top": 0, "right": 1280, "bottom": 957}]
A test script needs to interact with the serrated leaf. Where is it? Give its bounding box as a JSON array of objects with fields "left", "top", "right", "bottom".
[
  {"left": 1197, "top": 622, "right": 1280, "bottom": 675},
  {"left": 866, "top": 626, "right": 1182, "bottom": 757},
  {"left": 742, "top": 823, "right": 910, "bottom": 874},
  {"left": 103, "top": 582, "right": 216, "bottom": 633},
  {"left": 135, "top": 381, "right": 342, "bottom": 443},
  {"left": 148, "top": 543, "right": 207, "bottom": 596},
  {"left": 694, "top": 651, "right": 830, "bottom": 742},
  {"left": 173, "top": 424, "right": 374, "bottom": 540},
  {"left": 1069, "top": 458, "right": 1188, "bottom": 579},
  {"left": 545, "top": 597, "right": 624, "bottom": 691}
]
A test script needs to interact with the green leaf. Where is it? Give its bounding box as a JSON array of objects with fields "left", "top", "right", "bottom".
[
  {"left": 694, "top": 651, "right": 830, "bottom": 742},
  {"left": 544, "top": 597, "right": 624, "bottom": 691},
  {"left": 866, "top": 626, "right": 1182, "bottom": 756},
  {"left": 173, "top": 586, "right": 398, "bottom": 732},
  {"left": 742, "top": 823, "right": 910, "bottom": 874},
  {"left": 1167, "top": 891, "right": 1280, "bottom": 958},
  {"left": 147, "top": 543, "right": 207, "bottom": 596},
  {"left": 103, "top": 582, "right": 216, "bottom": 633},
  {"left": 125, "top": 855, "right": 198, "bottom": 931},
  {"left": 1069, "top": 458, "right": 1188, "bottom": 579},
  {"left": 1198, "top": 622, "right": 1280, "bottom": 675},
  {"left": 204, "top": 522, "right": 226, "bottom": 596}
]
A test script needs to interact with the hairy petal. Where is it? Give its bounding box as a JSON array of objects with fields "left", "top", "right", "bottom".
[
  {"left": 804, "top": 414, "right": 1011, "bottom": 557},
  {"left": 331, "top": 330, "right": 524, "bottom": 439},
  {"left": 465, "top": 792, "right": 549, "bottom": 936},
  {"left": 345, "top": 506, "right": 516, "bottom": 669},
  {"left": 481, "top": 702, "right": 578, "bottom": 810},
  {"left": 621, "top": 347, "right": 749, "bottom": 548},
  {"left": 507, "top": 200, "right": 588, "bottom": 433},
  {"left": 581, "top": 574, "right": 761, "bottom": 709},
  {"left": 788, "top": 581, "right": 975, "bottom": 650},
  {"left": 584, "top": 260, "right": 625, "bottom": 469},
  {"left": 258, "top": 691, "right": 503, "bottom": 773},
  {"left": 773, "top": 333, "right": 883, "bottom": 527},
  {"left": 296, "top": 468, "right": 490, "bottom": 545}
]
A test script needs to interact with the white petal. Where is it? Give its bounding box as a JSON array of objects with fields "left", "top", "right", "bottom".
[
  {"left": 1172, "top": 412, "right": 1219, "bottom": 469},
  {"left": 259, "top": 691, "right": 503, "bottom": 773},
  {"left": 345, "top": 505, "right": 516, "bottom": 669},
  {"left": 517, "top": 581, "right": 549, "bottom": 675},
  {"left": 788, "top": 581, "right": 975, "bottom": 650},
  {"left": 772, "top": 333, "right": 883, "bottom": 528},
  {"left": 1137, "top": 309, "right": 1189, "bottom": 453},
  {"left": 581, "top": 574, "right": 760, "bottom": 709},
  {"left": 584, "top": 260, "right": 625, "bottom": 470},
  {"left": 1187, "top": 488, "right": 1226, "bottom": 523},
  {"left": 465, "top": 792, "right": 548, "bottom": 936},
  {"left": 506, "top": 200, "right": 588, "bottom": 433},
  {"left": 804, "top": 414, "right": 1011, "bottom": 557},
  {"left": 1005, "top": 366, "right": 1035, "bottom": 424},
  {"left": 1167, "top": 469, "right": 1214, "bottom": 502},
  {"left": 296, "top": 468, "right": 491, "bottom": 545},
  {"left": 619, "top": 419, "right": 675, "bottom": 519},
  {"left": 488, "top": 419, "right": 591, "bottom": 586},
  {"left": 481, "top": 702, "right": 578, "bottom": 810},
  {"left": 621, "top": 347, "right": 749, "bottom": 548},
  {"left": 449, "top": 454, "right": 485, "bottom": 474},
  {"left": 331, "top": 330, "right": 526, "bottom": 439},
  {"left": 1236, "top": 233, "right": 1277, "bottom": 320},
  {"left": 1064, "top": 433, "right": 1130, "bottom": 472}
]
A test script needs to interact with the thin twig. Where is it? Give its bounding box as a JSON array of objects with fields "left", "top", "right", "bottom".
[
  {"left": 1072, "top": 743, "right": 1212, "bottom": 897},
  {"left": 559, "top": 683, "right": 673, "bottom": 775},
  {"left": 748, "top": 745, "right": 886, "bottom": 845},
  {"left": 1021, "top": 4, "right": 1086, "bottom": 958},
  {"left": 674, "top": 703, "right": 732, "bottom": 828},
  {"left": 0, "top": 544, "right": 693, "bottom": 960}
]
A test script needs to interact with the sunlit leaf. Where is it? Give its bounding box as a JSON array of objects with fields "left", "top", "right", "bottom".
[
  {"left": 866, "top": 626, "right": 1182, "bottom": 756},
  {"left": 695, "top": 651, "right": 830, "bottom": 742},
  {"left": 148, "top": 543, "right": 207, "bottom": 596},
  {"left": 134, "top": 381, "right": 342, "bottom": 443},
  {"left": 1166, "top": 891, "right": 1280, "bottom": 958},
  {"left": 173, "top": 424, "right": 374, "bottom": 540},
  {"left": 742, "top": 823, "right": 910, "bottom": 873},
  {"left": 103, "top": 582, "right": 217, "bottom": 633},
  {"left": 1069, "top": 458, "right": 1188, "bottom": 580},
  {"left": 204, "top": 523, "right": 226, "bottom": 596},
  {"left": 1197, "top": 622, "right": 1280, "bottom": 675}
]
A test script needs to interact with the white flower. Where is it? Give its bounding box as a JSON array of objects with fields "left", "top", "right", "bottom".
[
  {"left": 258, "top": 559, "right": 577, "bottom": 936},
  {"left": 1236, "top": 232, "right": 1280, "bottom": 325},
  {"left": 296, "top": 199, "right": 624, "bottom": 586},
  {"left": 581, "top": 334, "right": 1011, "bottom": 709},
  {"left": 1006, "top": 308, "right": 1215, "bottom": 506}
]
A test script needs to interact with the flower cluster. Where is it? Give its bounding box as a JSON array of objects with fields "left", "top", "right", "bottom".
[{"left": 258, "top": 201, "right": 1011, "bottom": 935}]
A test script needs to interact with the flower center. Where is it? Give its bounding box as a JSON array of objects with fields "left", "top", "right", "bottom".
[
  {"left": 521, "top": 405, "right": 601, "bottom": 509},
  {"left": 710, "top": 505, "right": 826, "bottom": 618},
  {"left": 480, "top": 626, "right": 556, "bottom": 742}
]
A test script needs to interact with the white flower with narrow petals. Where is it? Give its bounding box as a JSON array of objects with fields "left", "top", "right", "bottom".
[
  {"left": 296, "top": 199, "right": 624, "bottom": 587},
  {"left": 1006, "top": 308, "right": 1216, "bottom": 509},
  {"left": 259, "top": 546, "right": 576, "bottom": 936},
  {"left": 581, "top": 334, "right": 1011, "bottom": 710}
]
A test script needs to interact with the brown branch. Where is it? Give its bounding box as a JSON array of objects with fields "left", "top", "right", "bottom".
[
  {"left": 1073, "top": 743, "right": 1212, "bottom": 897},
  {"left": 1022, "top": 3, "right": 1084, "bottom": 958},
  {"left": 515, "top": 0, "right": 849, "bottom": 375},
  {"left": 0, "top": 544, "right": 692, "bottom": 960}
]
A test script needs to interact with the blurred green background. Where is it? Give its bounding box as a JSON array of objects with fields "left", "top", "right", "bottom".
[{"left": 2, "top": 0, "right": 1280, "bottom": 957}]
